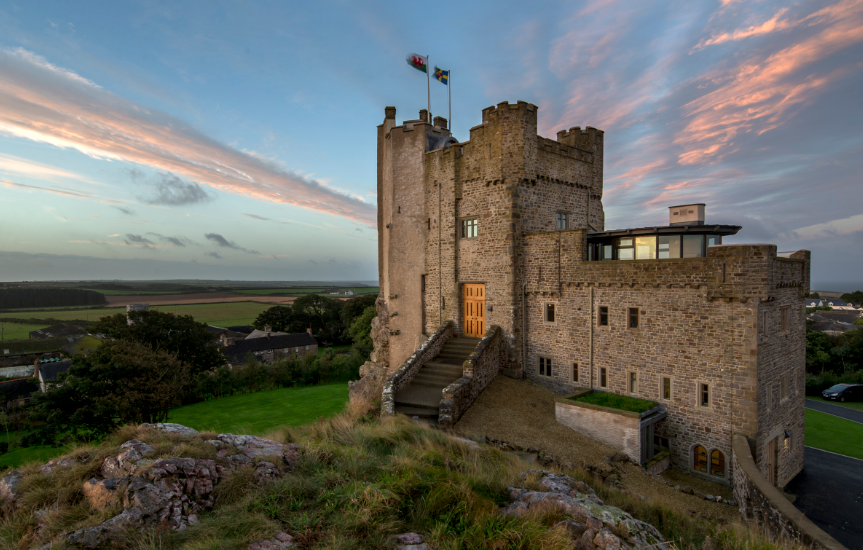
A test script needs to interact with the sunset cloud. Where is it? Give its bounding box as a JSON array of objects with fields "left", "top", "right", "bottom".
[{"left": 0, "top": 47, "right": 377, "bottom": 226}]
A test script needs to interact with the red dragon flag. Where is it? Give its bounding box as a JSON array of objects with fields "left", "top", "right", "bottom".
[{"left": 406, "top": 53, "right": 428, "bottom": 73}]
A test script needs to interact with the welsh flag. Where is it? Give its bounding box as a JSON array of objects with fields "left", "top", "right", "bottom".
[{"left": 406, "top": 53, "right": 428, "bottom": 73}]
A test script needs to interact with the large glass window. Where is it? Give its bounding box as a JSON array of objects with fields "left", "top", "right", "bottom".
[
  {"left": 683, "top": 234, "right": 704, "bottom": 258},
  {"left": 462, "top": 218, "right": 478, "bottom": 239},
  {"left": 616, "top": 238, "right": 634, "bottom": 260},
  {"left": 658, "top": 235, "right": 681, "bottom": 259},
  {"left": 635, "top": 237, "right": 656, "bottom": 260}
]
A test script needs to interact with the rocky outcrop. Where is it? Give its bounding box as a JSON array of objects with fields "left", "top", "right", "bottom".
[
  {"left": 503, "top": 470, "right": 670, "bottom": 550},
  {"left": 142, "top": 422, "right": 200, "bottom": 437},
  {"left": 0, "top": 470, "right": 23, "bottom": 506},
  {"left": 248, "top": 531, "right": 296, "bottom": 549},
  {"left": 348, "top": 293, "right": 391, "bottom": 406},
  {"left": 388, "top": 532, "right": 429, "bottom": 550},
  {"left": 60, "top": 424, "right": 304, "bottom": 548}
]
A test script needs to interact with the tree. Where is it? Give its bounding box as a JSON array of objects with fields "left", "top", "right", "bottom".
[
  {"left": 348, "top": 305, "right": 376, "bottom": 354},
  {"left": 808, "top": 292, "right": 820, "bottom": 299},
  {"left": 841, "top": 290, "right": 863, "bottom": 306},
  {"left": 92, "top": 310, "right": 224, "bottom": 374},
  {"left": 28, "top": 340, "right": 190, "bottom": 442},
  {"left": 253, "top": 305, "right": 305, "bottom": 333},
  {"left": 340, "top": 294, "right": 377, "bottom": 327},
  {"left": 292, "top": 294, "right": 344, "bottom": 343}
]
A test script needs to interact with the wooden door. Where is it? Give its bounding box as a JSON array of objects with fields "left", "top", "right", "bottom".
[
  {"left": 765, "top": 437, "right": 776, "bottom": 485},
  {"left": 463, "top": 284, "right": 485, "bottom": 337}
]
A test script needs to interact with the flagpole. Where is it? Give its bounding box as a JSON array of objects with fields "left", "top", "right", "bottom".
[
  {"left": 448, "top": 69, "right": 452, "bottom": 132},
  {"left": 426, "top": 55, "right": 431, "bottom": 121}
]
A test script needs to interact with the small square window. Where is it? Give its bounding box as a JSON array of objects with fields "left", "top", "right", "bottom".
[
  {"left": 539, "top": 356, "right": 553, "bottom": 377},
  {"left": 699, "top": 383, "right": 710, "bottom": 407},
  {"left": 661, "top": 377, "right": 672, "bottom": 400},
  {"left": 628, "top": 371, "right": 637, "bottom": 393},
  {"left": 600, "top": 367, "right": 608, "bottom": 388},
  {"left": 598, "top": 306, "right": 608, "bottom": 326},
  {"left": 572, "top": 362, "right": 579, "bottom": 382},
  {"left": 462, "top": 218, "right": 479, "bottom": 239},
  {"left": 628, "top": 308, "right": 639, "bottom": 329},
  {"left": 545, "top": 303, "right": 555, "bottom": 323},
  {"left": 305, "top": 345, "right": 310, "bottom": 351},
  {"left": 557, "top": 212, "right": 568, "bottom": 230}
]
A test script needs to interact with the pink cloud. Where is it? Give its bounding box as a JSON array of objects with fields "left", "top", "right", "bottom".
[{"left": 0, "top": 48, "right": 377, "bottom": 227}]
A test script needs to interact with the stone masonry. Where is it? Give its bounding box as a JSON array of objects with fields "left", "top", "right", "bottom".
[{"left": 371, "top": 101, "right": 808, "bottom": 491}]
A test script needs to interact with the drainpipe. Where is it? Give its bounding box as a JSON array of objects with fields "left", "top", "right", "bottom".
[
  {"left": 522, "top": 281, "right": 527, "bottom": 379},
  {"left": 438, "top": 181, "right": 442, "bottom": 327},
  {"left": 589, "top": 286, "right": 594, "bottom": 389}
]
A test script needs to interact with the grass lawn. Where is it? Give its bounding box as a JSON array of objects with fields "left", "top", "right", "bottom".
[
  {"left": 807, "top": 395, "right": 863, "bottom": 413},
  {"left": 318, "top": 344, "right": 352, "bottom": 356},
  {"left": 4, "top": 301, "right": 271, "bottom": 327},
  {"left": 0, "top": 445, "right": 71, "bottom": 468},
  {"left": 805, "top": 409, "right": 863, "bottom": 460},
  {"left": 0, "top": 323, "right": 49, "bottom": 340},
  {"left": 168, "top": 383, "right": 348, "bottom": 435},
  {"left": 573, "top": 391, "right": 658, "bottom": 413}
]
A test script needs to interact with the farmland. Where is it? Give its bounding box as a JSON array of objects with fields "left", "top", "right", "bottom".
[
  {"left": 82, "top": 289, "right": 185, "bottom": 295},
  {"left": 0, "top": 323, "right": 50, "bottom": 340},
  {"left": 234, "top": 286, "right": 379, "bottom": 296},
  {"left": 4, "top": 302, "right": 272, "bottom": 327}
]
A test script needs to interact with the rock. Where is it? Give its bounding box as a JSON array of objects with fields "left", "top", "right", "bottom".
[
  {"left": 451, "top": 437, "right": 481, "bottom": 451},
  {"left": 349, "top": 361, "right": 388, "bottom": 407},
  {"left": 680, "top": 486, "right": 694, "bottom": 495},
  {"left": 248, "top": 530, "right": 296, "bottom": 549},
  {"left": 254, "top": 461, "right": 280, "bottom": 484},
  {"left": 143, "top": 423, "right": 200, "bottom": 437},
  {"left": 40, "top": 456, "right": 80, "bottom": 474},
  {"left": 217, "top": 433, "right": 301, "bottom": 466},
  {"left": 101, "top": 440, "right": 155, "bottom": 478},
  {"left": 388, "top": 532, "right": 429, "bottom": 550},
  {"left": 608, "top": 452, "right": 630, "bottom": 464},
  {"left": 82, "top": 477, "right": 125, "bottom": 511},
  {"left": 503, "top": 470, "right": 669, "bottom": 550},
  {"left": 554, "top": 518, "right": 588, "bottom": 539},
  {"left": 65, "top": 507, "right": 143, "bottom": 548},
  {"left": 704, "top": 494, "right": 716, "bottom": 501},
  {"left": 0, "top": 470, "right": 23, "bottom": 506}
]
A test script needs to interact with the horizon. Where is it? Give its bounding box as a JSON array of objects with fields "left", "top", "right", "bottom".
[{"left": 1, "top": 1, "right": 862, "bottom": 286}]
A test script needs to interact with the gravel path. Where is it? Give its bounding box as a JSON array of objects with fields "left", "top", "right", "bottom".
[{"left": 454, "top": 376, "right": 738, "bottom": 522}]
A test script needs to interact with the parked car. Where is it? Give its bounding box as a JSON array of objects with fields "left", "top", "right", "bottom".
[{"left": 822, "top": 383, "right": 863, "bottom": 402}]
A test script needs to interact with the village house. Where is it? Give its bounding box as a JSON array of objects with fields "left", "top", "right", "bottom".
[
  {"left": 28, "top": 324, "right": 87, "bottom": 340},
  {"left": 219, "top": 329, "right": 318, "bottom": 366},
  {"left": 371, "top": 102, "right": 809, "bottom": 490}
]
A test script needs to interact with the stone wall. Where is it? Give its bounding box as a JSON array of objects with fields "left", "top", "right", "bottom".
[
  {"left": 439, "top": 325, "right": 504, "bottom": 427},
  {"left": 381, "top": 321, "right": 453, "bottom": 415},
  {"left": 555, "top": 398, "right": 643, "bottom": 462},
  {"left": 731, "top": 435, "right": 845, "bottom": 550}
]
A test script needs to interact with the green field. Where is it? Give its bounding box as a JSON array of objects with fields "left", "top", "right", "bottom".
[
  {"left": 805, "top": 408, "right": 863, "bottom": 459},
  {"left": 0, "top": 445, "right": 71, "bottom": 468},
  {"left": 4, "top": 302, "right": 271, "bottom": 327},
  {"left": 83, "top": 289, "right": 184, "bottom": 295},
  {"left": 0, "top": 323, "right": 49, "bottom": 340},
  {"left": 807, "top": 395, "right": 863, "bottom": 413},
  {"left": 234, "top": 287, "right": 379, "bottom": 296},
  {"left": 168, "top": 383, "right": 348, "bottom": 435}
]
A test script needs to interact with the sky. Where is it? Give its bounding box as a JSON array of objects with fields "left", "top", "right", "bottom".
[{"left": 0, "top": 1, "right": 861, "bottom": 289}]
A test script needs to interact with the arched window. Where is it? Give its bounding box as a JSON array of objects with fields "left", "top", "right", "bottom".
[
  {"left": 710, "top": 450, "right": 726, "bottom": 477},
  {"left": 693, "top": 445, "right": 708, "bottom": 472}
]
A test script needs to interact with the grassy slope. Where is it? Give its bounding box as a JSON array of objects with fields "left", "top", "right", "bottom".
[
  {"left": 807, "top": 395, "right": 863, "bottom": 413},
  {"left": 0, "top": 323, "right": 49, "bottom": 340},
  {"left": 2, "top": 302, "right": 271, "bottom": 327},
  {"left": 805, "top": 409, "right": 863, "bottom": 459},
  {"left": 168, "top": 383, "right": 348, "bottom": 435}
]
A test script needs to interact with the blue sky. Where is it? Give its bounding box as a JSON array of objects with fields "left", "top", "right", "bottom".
[{"left": 0, "top": 1, "right": 862, "bottom": 288}]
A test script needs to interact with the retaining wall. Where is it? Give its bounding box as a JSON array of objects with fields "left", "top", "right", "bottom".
[{"left": 439, "top": 325, "right": 503, "bottom": 427}]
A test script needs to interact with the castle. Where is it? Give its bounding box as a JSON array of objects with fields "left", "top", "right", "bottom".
[{"left": 371, "top": 101, "right": 808, "bottom": 489}]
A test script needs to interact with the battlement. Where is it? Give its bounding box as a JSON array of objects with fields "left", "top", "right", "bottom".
[
  {"left": 557, "top": 126, "right": 603, "bottom": 151},
  {"left": 481, "top": 100, "right": 537, "bottom": 124}
]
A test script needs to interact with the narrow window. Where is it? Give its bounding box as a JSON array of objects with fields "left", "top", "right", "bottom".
[
  {"left": 661, "top": 377, "right": 672, "bottom": 400},
  {"left": 781, "top": 375, "right": 789, "bottom": 401},
  {"left": 427, "top": 218, "right": 431, "bottom": 230},
  {"left": 539, "top": 357, "right": 552, "bottom": 377},
  {"left": 781, "top": 307, "right": 790, "bottom": 332},
  {"left": 462, "top": 218, "right": 479, "bottom": 239},
  {"left": 572, "top": 362, "right": 579, "bottom": 382},
  {"left": 305, "top": 345, "right": 309, "bottom": 351},
  {"left": 628, "top": 308, "right": 639, "bottom": 329},
  {"left": 545, "top": 303, "right": 556, "bottom": 323},
  {"left": 766, "top": 383, "right": 773, "bottom": 410},
  {"left": 600, "top": 367, "right": 607, "bottom": 388},
  {"left": 598, "top": 306, "right": 609, "bottom": 326},
  {"left": 628, "top": 372, "right": 637, "bottom": 393},
  {"left": 557, "top": 212, "right": 568, "bottom": 230},
  {"left": 710, "top": 450, "right": 726, "bottom": 477},
  {"left": 699, "top": 383, "right": 709, "bottom": 407},
  {"left": 694, "top": 446, "right": 708, "bottom": 472}
]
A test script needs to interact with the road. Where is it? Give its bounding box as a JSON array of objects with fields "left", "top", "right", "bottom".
[
  {"left": 806, "top": 398, "right": 863, "bottom": 425},
  {"left": 785, "top": 447, "right": 863, "bottom": 550}
]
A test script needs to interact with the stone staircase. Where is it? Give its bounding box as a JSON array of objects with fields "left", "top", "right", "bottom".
[{"left": 394, "top": 336, "right": 480, "bottom": 422}]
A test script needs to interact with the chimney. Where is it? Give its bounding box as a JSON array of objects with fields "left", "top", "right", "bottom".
[
  {"left": 384, "top": 106, "right": 396, "bottom": 120},
  {"left": 264, "top": 325, "right": 271, "bottom": 337},
  {"left": 419, "top": 109, "right": 429, "bottom": 123},
  {"left": 433, "top": 116, "right": 448, "bottom": 129},
  {"left": 306, "top": 327, "right": 313, "bottom": 335},
  {"left": 669, "top": 204, "right": 705, "bottom": 226}
]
